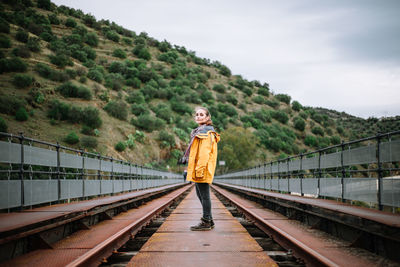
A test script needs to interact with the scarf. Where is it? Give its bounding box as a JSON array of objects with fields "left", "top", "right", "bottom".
[{"left": 181, "top": 124, "right": 208, "bottom": 164}]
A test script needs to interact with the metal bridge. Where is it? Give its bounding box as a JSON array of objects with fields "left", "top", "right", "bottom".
[{"left": 0, "top": 131, "right": 399, "bottom": 266}]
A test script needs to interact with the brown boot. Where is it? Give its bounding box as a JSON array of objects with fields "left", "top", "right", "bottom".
[{"left": 190, "top": 217, "right": 212, "bottom": 231}]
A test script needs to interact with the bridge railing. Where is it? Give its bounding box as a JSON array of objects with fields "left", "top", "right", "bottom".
[
  {"left": 215, "top": 130, "right": 400, "bottom": 211},
  {"left": 0, "top": 132, "right": 182, "bottom": 211}
]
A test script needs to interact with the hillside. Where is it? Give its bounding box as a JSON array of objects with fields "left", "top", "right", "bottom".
[{"left": 0, "top": 0, "right": 398, "bottom": 172}]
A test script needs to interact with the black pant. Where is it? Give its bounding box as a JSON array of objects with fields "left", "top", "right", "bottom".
[{"left": 195, "top": 182, "right": 212, "bottom": 220}]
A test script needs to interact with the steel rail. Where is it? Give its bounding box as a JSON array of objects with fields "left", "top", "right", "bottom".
[
  {"left": 212, "top": 184, "right": 339, "bottom": 267},
  {"left": 66, "top": 184, "right": 192, "bottom": 267}
]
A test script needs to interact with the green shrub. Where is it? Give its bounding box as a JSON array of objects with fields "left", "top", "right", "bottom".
[
  {"left": 115, "top": 141, "right": 126, "bottom": 152},
  {"left": 65, "top": 132, "right": 79, "bottom": 145},
  {"left": 131, "top": 103, "right": 148, "bottom": 116},
  {"left": 292, "top": 100, "right": 302, "bottom": 111},
  {"left": 0, "top": 57, "right": 27, "bottom": 73},
  {"left": 133, "top": 45, "right": 151, "bottom": 60},
  {"left": 299, "top": 111, "right": 308, "bottom": 119},
  {"left": 226, "top": 94, "right": 238, "bottom": 105},
  {"left": 81, "top": 125, "right": 94, "bottom": 135},
  {"left": 0, "top": 34, "right": 11, "bottom": 48},
  {"left": 13, "top": 74, "right": 33, "bottom": 88},
  {"left": 81, "top": 136, "right": 98, "bottom": 149},
  {"left": 37, "top": 0, "right": 52, "bottom": 10},
  {"left": 131, "top": 114, "right": 165, "bottom": 132},
  {"left": 252, "top": 95, "right": 264, "bottom": 104},
  {"left": 170, "top": 97, "right": 191, "bottom": 115},
  {"left": 0, "top": 117, "right": 7, "bottom": 132},
  {"left": 271, "top": 110, "right": 289, "bottom": 124},
  {"left": 152, "top": 103, "right": 172, "bottom": 122},
  {"left": 0, "top": 95, "right": 27, "bottom": 115},
  {"left": 15, "top": 107, "right": 28, "bottom": 121},
  {"left": 265, "top": 99, "right": 279, "bottom": 109},
  {"left": 330, "top": 135, "right": 341, "bottom": 145},
  {"left": 12, "top": 46, "right": 31, "bottom": 58},
  {"left": 105, "top": 73, "right": 124, "bottom": 90},
  {"left": 0, "top": 18, "right": 10, "bottom": 34},
  {"left": 219, "top": 65, "right": 231, "bottom": 77},
  {"left": 82, "top": 106, "right": 102, "bottom": 128},
  {"left": 65, "top": 18, "right": 77, "bottom": 28},
  {"left": 134, "top": 130, "right": 145, "bottom": 143},
  {"left": 337, "top": 126, "right": 344, "bottom": 135},
  {"left": 104, "top": 100, "right": 128, "bottom": 120},
  {"left": 158, "top": 130, "right": 175, "bottom": 148},
  {"left": 87, "top": 69, "right": 103, "bottom": 83},
  {"left": 311, "top": 126, "right": 324, "bottom": 136},
  {"left": 200, "top": 90, "right": 214, "bottom": 103},
  {"left": 85, "top": 32, "right": 99, "bottom": 46},
  {"left": 317, "top": 137, "right": 330, "bottom": 149},
  {"left": 257, "top": 87, "right": 269, "bottom": 97},
  {"left": 275, "top": 94, "right": 291, "bottom": 104},
  {"left": 16, "top": 29, "right": 29, "bottom": 43},
  {"left": 293, "top": 116, "right": 305, "bottom": 131},
  {"left": 253, "top": 109, "right": 271, "bottom": 123},
  {"left": 126, "top": 90, "right": 145, "bottom": 104},
  {"left": 213, "top": 84, "right": 226, "bottom": 93},
  {"left": 304, "top": 135, "right": 318, "bottom": 147},
  {"left": 40, "top": 31, "right": 54, "bottom": 42},
  {"left": 105, "top": 30, "right": 119, "bottom": 42},
  {"left": 49, "top": 52, "right": 73, "bottom": 68},
  {"left": 122, "top": 37, "right": 132, "bottom": 45},
  {"left": 56, "top": 82, "right": 92, "bottom": 100},
  {"left": 311, "top": 112, "right": 323, "bottom": 124},
  {"left": 48, "top": 14, "right": 60, "bottom": 25},
  {"left": 112, "top": 48, "right": 126, "bottom": 58}
]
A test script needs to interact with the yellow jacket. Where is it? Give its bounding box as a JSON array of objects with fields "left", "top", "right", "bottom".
[{"left": 186, "top": 127, "right": 220, "bottom": 184}]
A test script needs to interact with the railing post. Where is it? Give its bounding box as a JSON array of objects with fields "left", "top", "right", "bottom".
[
  {"left": 56, "top": 142, "right": 61, "bottom": 202},
  {"left": 270, "top": 162, "right": 273, "bottom": 190},
  {"left": 263, "top": 162, "right": 266, "bottom": 190},
  {"left": 277, "top": 160, "right": 281, "bottom": 193},
  {"left": 300, "top": 154, "right": 304, "bottom": 196},
  {"left": 377, "top": 133, "right": 383, "bottom": 211},
  {"left": 318, "top": 150, "right": 322, "bottom": 197},
  {"left": 340, "top": 141, "right": 346, "bottom": 203},
  {"left": 287, "top": 157, "right": 290, "bottom": 193},
  {"left": 129, "top": 162, "right": 132, "bottom": 192},
  {"left": 19, "top": 132, "right": 25, "bottom": 210},
  {"left": 111, "top": 157, "right": 114, "bottom": 195},
  {"left": 98, "top": 153, "right": 101, "bottom": 196}
]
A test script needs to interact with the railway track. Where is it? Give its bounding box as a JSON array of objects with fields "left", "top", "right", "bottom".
[{"left": 1, "top": 183, "right": 398, "bottom": 266}]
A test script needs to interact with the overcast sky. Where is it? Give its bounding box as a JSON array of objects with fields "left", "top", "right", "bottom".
[{"left": 53, "top": 0, "right": 400, "bottom": 119}]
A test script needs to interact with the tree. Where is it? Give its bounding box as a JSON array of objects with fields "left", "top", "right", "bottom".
[{"left": 218, "top": 127, "right": 259, "bottom": 171}]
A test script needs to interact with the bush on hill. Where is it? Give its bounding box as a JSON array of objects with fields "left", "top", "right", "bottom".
[
  {"left": 131, "top": 114, "right": 165, "bottom": 132},
  {"left": 104, "top": 100, "right": 128, "bottom": 120},
  {"left": 271, "top": 110, "right": 289, "bottom": 124},
  {"left": 0, "top": 57, "right": 27, "bottom": 73},
  {"left": 15, "top": 29, "right": 29, "bottom": 43},
  {"left": 15, "top": 107, "right": 28, "bottom": 121},
  {"left": 13, "top": 74, "right": 34, "bottom": 88},
  {"left": 293, "top": 116, "right": 305, "bottom": 131},
  {"left": 56, "top": 82, "right": 92, "bottom": 100},
  {"left": 112, "top": 48, "right": 126, "bottom": 59},
  {"left": 0, "top": 117, "right": 7, "bottom": 132},
  {"left": 0, "top": 34, "right": 11, "bottom": 48},
  {"left": 65, "top": 132, "right": 79, "bottom": 145},
  {"left": 275, "top": 94, "right": 291, "bottom": 104}
]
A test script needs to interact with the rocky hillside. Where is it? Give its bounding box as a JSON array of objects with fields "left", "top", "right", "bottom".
[{"left": 0, "top": 0, "right": 398, "bottom": 172}]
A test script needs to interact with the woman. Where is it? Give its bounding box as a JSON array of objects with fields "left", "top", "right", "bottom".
[{"left": 180, "top": 106, "right": 220, "bottom": 231}]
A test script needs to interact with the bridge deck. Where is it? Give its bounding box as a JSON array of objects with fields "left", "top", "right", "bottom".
[{"left": 127, "top": 188, "right": 277, "bottom": 266}]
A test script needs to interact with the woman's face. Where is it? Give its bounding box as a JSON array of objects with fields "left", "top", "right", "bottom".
[{"left": 194, "top": 109, "right": 209, "bottom": 125}]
